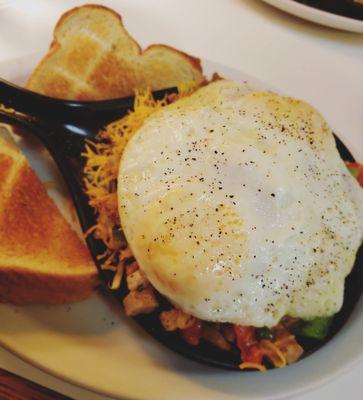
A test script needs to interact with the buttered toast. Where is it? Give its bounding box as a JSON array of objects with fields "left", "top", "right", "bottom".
[
  {"left": 26, "top": 4, "right": 204, "bottom": 100},
  {"left": 0, "top": 4, "right": 206, "bottom": 305},
  {"left": 0, "top": 127, "right": 98, "bottom": 304}
]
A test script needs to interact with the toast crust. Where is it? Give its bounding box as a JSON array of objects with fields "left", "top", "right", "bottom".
[
  {"left": 144, "top": 44, "right": 202, "bottom": 75},
  {"left": 26, "top": 4, "right": 204, "bottom": 100},
  {"left": 0, "top": 267, "right": 97, "bottom": 305}
]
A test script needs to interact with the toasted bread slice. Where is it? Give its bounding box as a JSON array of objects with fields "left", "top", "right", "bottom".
[
  {"left": 0, "top": 126, "right": 99, "bottom": 304},
  {"left": 26, "top": 4, "right": 204, "bottom": 100}
]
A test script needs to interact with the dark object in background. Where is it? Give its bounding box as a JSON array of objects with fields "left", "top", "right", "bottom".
[
  {"left": 0, "top": 368, "right": 73, "bottom": 400},
  {"left": 294, "top": 0, "right": 363, "bottom": 20}
]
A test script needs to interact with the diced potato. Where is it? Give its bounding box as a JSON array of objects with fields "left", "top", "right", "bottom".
[
  {"left": 276, "top": 336, "right": 304, "bottom": 364},
  {"left": 126, "top": 269, "right": 149, "bottom": 291},
  {"left": 176, "top": 310, "right": 196, "bottom": 329},
  {"left": 123, "top": 288, "right": 158, "bottom": 317},
  {"left": 160, "top": 309, "right": 179, "bottom": 331},
  {"left": 160, "top": 308, "right": 196, "bottom": 331},
  {"left": 202, "top": 325, "right": 231, "bottom": 351}
]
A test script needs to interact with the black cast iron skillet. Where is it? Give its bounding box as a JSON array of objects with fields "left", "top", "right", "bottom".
[{"left": 0, "top": 78, "right": 361, "bottom": 370}]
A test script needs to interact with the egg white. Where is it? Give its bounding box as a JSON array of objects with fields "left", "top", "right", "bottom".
[{"left": 118, "top": 80, "right": 363, "bottom": 327}]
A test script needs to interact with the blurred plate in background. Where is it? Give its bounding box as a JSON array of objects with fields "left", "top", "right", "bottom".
[{"left": 262, "top": 0, "right": 363, "bottom": 32}]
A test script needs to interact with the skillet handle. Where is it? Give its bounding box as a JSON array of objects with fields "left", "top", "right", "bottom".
[
  {"left": 0, "top": 78, "right": 72, "bottom": 120},
  {"left": 0, "top": 78, "right": 178, "bottom": 126}
]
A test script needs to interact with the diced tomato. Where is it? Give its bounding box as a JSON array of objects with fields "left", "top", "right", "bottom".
[
  {"left": 234, "top": 325, "right": 257, "bottom": 349},
  {"left": 234, "top": 325, "right": 263, "bottom": 363},
  {"left": 181, "top": 320, "right": 203, "bottom": 345},
  {"left": 346, "top": 162, "right": 361, "bottom": 170},
  {"left": 358, "top": 170, "right": 363, "bottom": 187},
  {"left": 346, "top": 161, "right": 363, "bottom": 187},
  {"left": 240, "top": 343, "right": 263, "bottom": 364}
]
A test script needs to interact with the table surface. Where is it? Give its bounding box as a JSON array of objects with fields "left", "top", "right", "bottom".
[{"left": 0, "top": 0, "right": 362, "bottom": 399}]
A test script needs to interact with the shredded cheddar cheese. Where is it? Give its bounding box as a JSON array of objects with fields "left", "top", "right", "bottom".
[
  {"left": 83, "top": 83, "right": 200, "bottom": 288},
  {"left": 83, "top": 88, "right": 167, "bottom": 251},
  {"left": 109, "top": 260, "right": 124, "bottom": 289},
  {"left": 239, "top": 362, "right": 266, "bottom": 372},
  {"left": 260, "top": 339, "right": 287, "bottom": 369},
  {"left": 0, "top": 104, "right": 16, "bottom": 114}
]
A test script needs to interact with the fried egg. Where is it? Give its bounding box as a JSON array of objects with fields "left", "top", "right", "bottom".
[{"left": 118, "top": 80, "right": 363, "bottom": 328}]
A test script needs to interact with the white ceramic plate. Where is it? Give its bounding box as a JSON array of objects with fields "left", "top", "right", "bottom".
[
  {"left": 0, "top": 54, "right": 362, "bottom": 400},
  {"left": 261, "top": 0, "right": 363, "bottom": 32}
]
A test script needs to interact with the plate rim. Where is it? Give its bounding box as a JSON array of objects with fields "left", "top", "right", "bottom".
[{"left": 261, "top": 0, "right": 363, "bottom": 32}]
